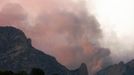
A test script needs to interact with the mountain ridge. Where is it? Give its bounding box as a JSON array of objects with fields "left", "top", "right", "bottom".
[
  {"left": 0, "top": 26, "right": 88, "bottom": 75},
  {"left": 96, "top": 59, "right": 134, "bottom": 75}
]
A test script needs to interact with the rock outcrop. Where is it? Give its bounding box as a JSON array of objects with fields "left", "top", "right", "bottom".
[
  {"left": 96, "top": 60, "right": 134, "bottom": 75},
  {"left": 71, "top": 63, "right": 88, "bottom": 75},
  {"left": 0, "top": 26, "right": 88, "bottom": 75}
]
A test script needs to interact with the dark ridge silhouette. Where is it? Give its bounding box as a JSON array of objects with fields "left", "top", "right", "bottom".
[
  {"left": 96, "top": 59, "right": 134, "bottom": 75},
  {"left": 0, "top": 26, "right": 88, "bottom": 75}
]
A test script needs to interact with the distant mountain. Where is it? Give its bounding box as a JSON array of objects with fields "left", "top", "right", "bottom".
[
  {"left": 96, "top": 60, "right": 134, "bottom": 75},
  {"left": 0, "top": 26, "right": 88, "bottom": 75}
]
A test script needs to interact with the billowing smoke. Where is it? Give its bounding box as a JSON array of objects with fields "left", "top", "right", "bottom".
[{"left": 0, "top": 0, "right": 112, "bottom": 74}]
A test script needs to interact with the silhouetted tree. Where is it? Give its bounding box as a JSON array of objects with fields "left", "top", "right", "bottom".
[
  {"left": 0, "top": 70, "right": 3, "bottom": 75},
  {"left": 3, "top": 71, "right": 14, "bottom": 75},
  {"left": 30, "top": 68, "right": 44, "bottom": 75},
  {"left": 52, "top": 73, "right": 59, "bottom": 75},
  {"left": 15, "top": 71, "right": 28, "bottom": 75}
]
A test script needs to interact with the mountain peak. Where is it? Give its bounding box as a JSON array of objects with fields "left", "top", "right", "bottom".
[
  {"left": 0, "top": 26, "right": 28, "bottom": 53},
  {"left": 0, "top": 26, "right": 88, "bottom": 75},
  {"left": 96, "top": 60, "right": 134, "bottom": 75},
  {"left": 79, "top": 63, "right": 89, "bottom": 75}
]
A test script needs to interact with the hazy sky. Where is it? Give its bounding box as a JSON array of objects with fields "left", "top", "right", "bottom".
[{"left": 88, "top": 0, "right": 134, "bottom": 62}]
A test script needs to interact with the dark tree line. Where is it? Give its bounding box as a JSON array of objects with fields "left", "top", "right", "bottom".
[{"left": 0, "top": 68, "right": 59, "bottom": 75}]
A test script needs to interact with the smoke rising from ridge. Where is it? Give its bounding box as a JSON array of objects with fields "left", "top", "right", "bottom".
[{"left": 0, "top": 0, "right": 112, "bottom": 74}]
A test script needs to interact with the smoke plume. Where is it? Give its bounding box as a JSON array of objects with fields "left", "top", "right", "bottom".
[{"left": 0, "top": 0, "right": 112, "bottom": 74}]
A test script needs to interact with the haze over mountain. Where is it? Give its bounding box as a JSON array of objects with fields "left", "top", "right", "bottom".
[
  {"left": 0, "top": 0, "right": 134, "bottom": 75},
  {"left": 0, "top": 1, "right": 112, "bottom": 75},
  {"left": 0, "top": 26, "right": 88, "bottom": 75}
]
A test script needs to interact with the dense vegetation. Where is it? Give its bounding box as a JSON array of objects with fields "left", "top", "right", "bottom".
[{"left": 0, "top": 68, "right": 58, "bottom": 75}]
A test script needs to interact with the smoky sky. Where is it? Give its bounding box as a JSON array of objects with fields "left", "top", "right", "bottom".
[{"left": 0, "top": 0, "right": 112, "bottom": 74}]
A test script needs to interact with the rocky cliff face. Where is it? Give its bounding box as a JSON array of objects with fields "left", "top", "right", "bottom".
[
  {"left": 96, "top": 60, "right": 134, "bottom": 75},
  {"left": 0, "top": 26, "right": 88, "bottom": 75}
]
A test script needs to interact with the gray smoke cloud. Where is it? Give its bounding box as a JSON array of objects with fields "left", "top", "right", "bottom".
[{"left": 0, "top": 1, "right": 112, "bottom": 75}]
